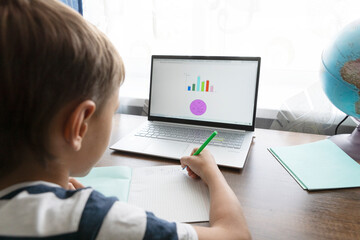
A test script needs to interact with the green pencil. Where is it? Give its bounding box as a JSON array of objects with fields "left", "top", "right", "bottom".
[
  {"left": 193, "top": 131, "right": 218, "bottom": 155},
  {"left": 183, "top": 131, "right": 218, "bottom": 170}
]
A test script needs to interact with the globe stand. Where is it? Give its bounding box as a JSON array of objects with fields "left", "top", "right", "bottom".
[{"left": 329, "top": 123, "right": 360, "bottom": 163}]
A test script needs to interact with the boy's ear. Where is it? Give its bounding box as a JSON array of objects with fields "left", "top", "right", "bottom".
[{"left": 64, "top": 100, "right": 96, "bottom": 151}]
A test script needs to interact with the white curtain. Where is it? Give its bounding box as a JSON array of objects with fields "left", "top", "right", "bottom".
[{"left": 83, "top": 0, "right": 359, "bottom": 133}]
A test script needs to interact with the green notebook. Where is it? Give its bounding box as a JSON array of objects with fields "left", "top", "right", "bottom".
[
  {"left": 268, "top": 139, "right": 360, "bottom": 191},
  {"left": 76, "top": 166, "right": 132, "bottom": 202}
]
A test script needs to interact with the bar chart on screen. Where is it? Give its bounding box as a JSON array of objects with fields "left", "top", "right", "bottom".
[{"left": 186, "top": 74, "right": 215, "bottom": 93}]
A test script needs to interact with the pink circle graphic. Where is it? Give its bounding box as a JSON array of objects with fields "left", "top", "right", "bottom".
[{"left": 190, "top": 99, "right": 207, "bottom": 116}]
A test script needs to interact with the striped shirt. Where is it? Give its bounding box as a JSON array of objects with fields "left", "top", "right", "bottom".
[{"left": 0, "top": 181, "right": 198, "bottom": 240}]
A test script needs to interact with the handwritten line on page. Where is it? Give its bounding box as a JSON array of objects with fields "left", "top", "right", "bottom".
[{"left": 128, "top": 165, "right": 210, "bottom": 223}]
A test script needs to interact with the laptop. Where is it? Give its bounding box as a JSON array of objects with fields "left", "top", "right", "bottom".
[{"left": 110, "top": 55, "right": 261, "bottom": 169}]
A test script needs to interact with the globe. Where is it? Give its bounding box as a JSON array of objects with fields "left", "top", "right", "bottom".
[{"left": 321, "top": 19, "right": 360, "bottom": 162}]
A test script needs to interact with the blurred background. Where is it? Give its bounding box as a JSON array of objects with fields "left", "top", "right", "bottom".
[{"left": 80, "top": 0, "right": 360, "bottom": 135}]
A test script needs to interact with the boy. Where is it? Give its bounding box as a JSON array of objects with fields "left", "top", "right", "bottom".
[{"left": 0, "top": 0, "right": 251, "bottom": 239}]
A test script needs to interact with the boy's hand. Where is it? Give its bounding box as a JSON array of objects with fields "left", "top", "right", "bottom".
[
  {"left": 68, "top": 177, "right": 85, "bottom": 190},
  {"left": 180, "top": 149, "right": 221, "bottom": 185},
  {"left": 182, "top": 151, "right": 250, "bottom": 240}
]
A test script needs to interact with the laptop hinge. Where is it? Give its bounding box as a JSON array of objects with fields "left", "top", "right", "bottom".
[{"left": 149, "top": 120, "right": 247, "bottom": 133}]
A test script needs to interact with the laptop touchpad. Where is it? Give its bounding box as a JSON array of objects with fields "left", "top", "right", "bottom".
[{"left": 144, "top": 141, "right": 189, "bottom": 158}]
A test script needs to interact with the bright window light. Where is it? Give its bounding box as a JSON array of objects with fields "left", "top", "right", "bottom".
[{"left": 83, "top": 0, "right": 360, "bottom": 110}]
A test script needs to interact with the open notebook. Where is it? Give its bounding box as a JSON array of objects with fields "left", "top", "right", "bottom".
[{"left": 76, "top": 165, "right": 210, "bottom": 223}]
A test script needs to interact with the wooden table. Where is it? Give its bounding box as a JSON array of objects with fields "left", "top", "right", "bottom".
[{"left": 98, "top": 114, "right": 360, "bottom": 240}]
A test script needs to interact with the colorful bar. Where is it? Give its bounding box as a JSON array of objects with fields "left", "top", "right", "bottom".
[
  {"left": 197, "top": 76, "right": 200, "bottom": 91},
  {"left": 201, "top": 81, "right": 205, "bottom": 91},
  {"left": 210, "top": 86, "right": 214, "bottom": 92},
  {"left": 188, "top": 86, "right": 191, "bottom": 91},
  {"left": 206, "top": 80, "right": 209, "bottom": 92},
  {"left": 192, "top": 84, "right": 195, "bottom": 91}
]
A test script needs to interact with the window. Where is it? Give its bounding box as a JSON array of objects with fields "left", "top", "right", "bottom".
[{"left": 83, "top": 0, "right": 360, "bottom": 119}]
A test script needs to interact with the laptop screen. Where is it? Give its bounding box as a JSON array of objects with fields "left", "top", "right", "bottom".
[{"left": 148, "top": 55, "right": 260, "bottom": 131}]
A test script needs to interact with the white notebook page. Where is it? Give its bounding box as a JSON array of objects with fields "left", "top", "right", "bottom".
[{"left": 128, "top": 165, "right": 210, "bottom": 223}]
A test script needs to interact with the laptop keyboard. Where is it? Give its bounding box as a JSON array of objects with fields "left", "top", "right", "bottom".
[{"left": 135, "top": 124, "right": 245, "bottom": 149}]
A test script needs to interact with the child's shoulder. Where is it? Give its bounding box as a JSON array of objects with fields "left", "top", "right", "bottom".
[
  {"left": 0, "top": 182, "right": 197, "bottom": 240},
  {"left": 0, "top": 181, "right": 144, "bottom": 238}
]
